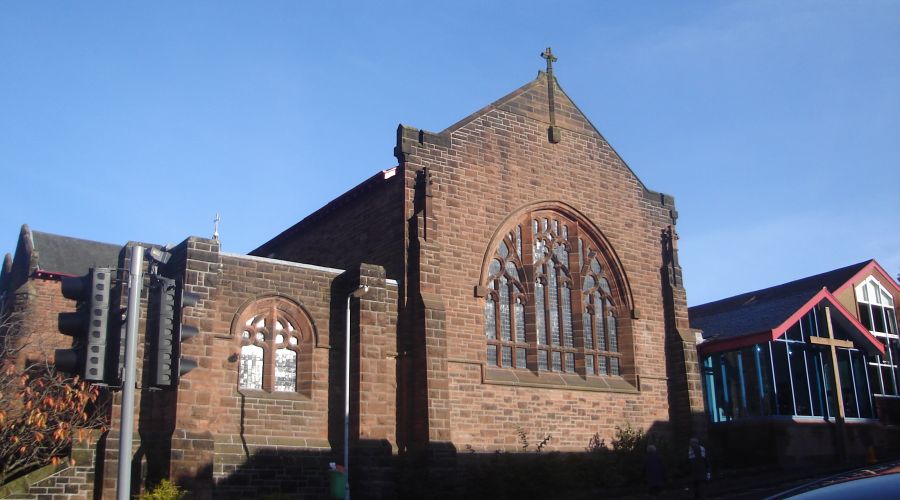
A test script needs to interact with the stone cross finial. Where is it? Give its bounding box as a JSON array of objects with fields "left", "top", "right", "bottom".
[
  {"left": 541, "top": 47, "right": 561, "bottom": 143},
  {"left": 541, "top": 47, "right": 557, "bottom": 75}
]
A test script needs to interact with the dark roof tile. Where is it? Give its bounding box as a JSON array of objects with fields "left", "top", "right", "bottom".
[
  {"left": 31, "top": 231, "right": 121, "bottom": 276},
  {"left": 689, "top": 260, "right": 871, "bottom": 341}
]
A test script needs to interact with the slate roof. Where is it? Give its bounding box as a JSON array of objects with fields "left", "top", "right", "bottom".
[
  {"left": 689, "top": 260, "right": 872, "bottom": 342},
  {"left": 31, "top": 230, "right": 121, "bottom": 277}
]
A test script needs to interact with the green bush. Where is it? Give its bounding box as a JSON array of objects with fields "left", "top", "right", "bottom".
[{"left": 140, "top": 479, "right": 186, "bottom": 500}]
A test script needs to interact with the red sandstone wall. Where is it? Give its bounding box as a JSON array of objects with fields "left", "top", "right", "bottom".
[
  {"left": 252, "top": 172, "right": 405, "bottom": 282},
  {"left": 14, "top": 278, "right": 76, "bottom": 364},
  {"left": 95, "top": 238, "right": 398, "bottom": 498},
  {"left": 398, "top": 74, "right": 699, "bottom": 451}
]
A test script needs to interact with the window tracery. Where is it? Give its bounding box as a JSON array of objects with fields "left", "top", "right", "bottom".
[
  {"left": 484, "top": 231, "right": 527, "bottom": 368},
  {"left": 533, "top": 216, "right": 576, "bottom": 372},
  {"left": 235, "top": 297, "right": 314, "bottom": 394},
  {"left": 582, "top": 257, "right": 620, "bottom": 375},
  {"left": 482, "top": 209, "right": 628, "bottom": 378}
]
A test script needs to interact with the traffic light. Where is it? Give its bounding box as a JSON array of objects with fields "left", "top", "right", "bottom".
[
  {"left": 150, "top": 276, "right": 199, "bottom": 387},
  {"left": 56, "top": 267, "right": 112, "bottom": 381}
]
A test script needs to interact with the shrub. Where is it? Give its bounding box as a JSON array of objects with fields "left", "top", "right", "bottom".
[{"left": 140, "top": 479, "right": 186, "bottom": 500}]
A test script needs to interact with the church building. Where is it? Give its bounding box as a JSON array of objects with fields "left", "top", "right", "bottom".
[
  {"left": 691, "top": 260, "right": 900, "bottom": 467},
  {"left": 1, "top": 54, "right": 704, "bottom": 498}
]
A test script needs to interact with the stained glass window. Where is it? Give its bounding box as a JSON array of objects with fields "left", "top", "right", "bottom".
[
  {"left": 581, "top": 257, "right": 620, "bottom": 376},
  {"left": 275, "top": 349, "right": 297, "bottom": 392},
  {"left": 483, "top": 210, "right": 625, "bottom": 378},
  {"left": 239, "top": 345, "right": 264, "bottom": 390},
  {"left": 535, "top": 281, "right": 546, "bottom": 345},
  {"left": 484, "top": 297, "right": 496, "bottom": 340},
  {"left": 539, "top": 350, "right": 548, "bottom": 372},
  {"left": 484, "top": 230, "right": 527, "bottom": 368},
  {"left": 552, "top": 351, "right": 562, "bottom": 371},
  {"left": 499, "top": 277, "right": 511, "bottom": 341},
  {"left": 531, "top": 216, "right": 576, "bottom": 372},
  {"left": 515, "top": 299, "right": 525, "bottom": 343},
  {"left": 236, "top": 297, "right": 311, "bottom": 394},
  {"left": 561, "top": 285, "right": 573, "bottom": 347}
]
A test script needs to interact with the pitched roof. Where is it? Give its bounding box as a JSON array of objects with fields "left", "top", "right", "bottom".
[
  {"left": 31, "top": 230, "right": 121, "bottom": 277},
  {"left": 689, "top": 260, "right": 872, "bottom": 343}
]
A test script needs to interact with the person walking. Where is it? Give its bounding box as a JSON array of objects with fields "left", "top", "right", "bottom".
[
  {"left": 688, "top": 437, "right": 709, "bottom": 499},
  {"left": 644, "top": 444, "right": 666, "bottom": 499}
]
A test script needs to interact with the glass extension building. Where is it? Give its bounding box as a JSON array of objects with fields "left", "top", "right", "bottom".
[{"left": 690, "top": 261, "right": 900, "bottom": 464}]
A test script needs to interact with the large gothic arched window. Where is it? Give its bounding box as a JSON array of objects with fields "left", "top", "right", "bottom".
[{"left": 481, "top": 209, "right": 630, "bottom": 378}]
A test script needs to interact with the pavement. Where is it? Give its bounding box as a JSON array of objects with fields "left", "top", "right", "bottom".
[
  {"left": 761, "top": 459, "right": 900, "bottom": 499},
  {"left": 573, "top": 457, "right": 900, "bottom": 499}
]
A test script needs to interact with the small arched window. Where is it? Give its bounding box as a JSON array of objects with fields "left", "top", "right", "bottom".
[{"left": 234, "top": 296, "right": 315, "bottom": 395}]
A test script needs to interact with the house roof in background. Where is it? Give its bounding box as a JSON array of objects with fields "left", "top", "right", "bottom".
[
  {"left": 31, "top": 230, "right": 121, "bottom": 277},
  {"left": 689, "top": 260, "right": 872, "bottom": 343}
]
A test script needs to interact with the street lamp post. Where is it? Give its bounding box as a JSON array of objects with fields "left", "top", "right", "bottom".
[{"left": 344, "top": 285, "right": 369, "bottom": 500}]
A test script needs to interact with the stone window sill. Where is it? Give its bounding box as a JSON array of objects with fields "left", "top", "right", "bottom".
[
  {"left": 482, "top": 366, "right": 638, "bottom": 393},
  {"left": 237, "top": 388, "right": 311, "bottom": 401}
]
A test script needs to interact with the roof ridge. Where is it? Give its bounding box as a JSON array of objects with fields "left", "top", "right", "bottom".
[{"left": 690, "top": 259, "right": 872, "bottom": 315}]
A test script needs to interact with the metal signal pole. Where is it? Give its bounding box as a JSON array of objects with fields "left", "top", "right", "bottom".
[{"left": 117, "top": 245, "right": 143, "bottom": 500}]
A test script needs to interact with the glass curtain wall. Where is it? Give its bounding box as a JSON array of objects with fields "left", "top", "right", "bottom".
[
  {"left": 703, "top": 305, "right": 875, "bottom": 423},
  {"left": 857, "top": 278, "right": 900, "bottom": 397}
]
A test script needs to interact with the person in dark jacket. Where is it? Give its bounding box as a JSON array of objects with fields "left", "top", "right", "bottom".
[
  {"left": 688, "top": 437, "right": 709, "bottom": 499},
  {"left": 644, "top": 444, "right": 666, "bottom": 498}
]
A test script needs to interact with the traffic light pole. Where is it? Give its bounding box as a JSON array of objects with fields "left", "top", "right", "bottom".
[{"left": 117, "top": 245, "right": 143, "bottom": 500}]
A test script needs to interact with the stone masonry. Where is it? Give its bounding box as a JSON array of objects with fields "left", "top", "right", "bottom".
[{"left": 1, "top": 69, "right": 704, "bottom": 499}]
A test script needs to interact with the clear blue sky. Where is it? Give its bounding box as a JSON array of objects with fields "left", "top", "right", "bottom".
[{"left": 2, "top": 1, "right": 898, "bottom": 305}]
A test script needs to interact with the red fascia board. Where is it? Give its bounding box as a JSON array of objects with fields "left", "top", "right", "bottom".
[
  {"left": 697, "top": 331, "right": 775, "bottom": 356},
  {"left": 771, "top": 288, "right": 884, "bottom": 355},
  {"left": 32, "top": 269, "right": 75, "bottom": 281},
  {"left": 832, "top": 260, "right": 900, "bottom": 297},
  {"left": 697, "top": 288, "right": 885, "bottom": 356}
]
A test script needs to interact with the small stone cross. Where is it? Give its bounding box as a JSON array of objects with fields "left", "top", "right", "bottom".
[{"left": 541, "top": 47, "right": 557, "bottom": 75}]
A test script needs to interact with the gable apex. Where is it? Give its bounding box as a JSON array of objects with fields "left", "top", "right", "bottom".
[
  {"left": 434, "top": 70, "right": 655, "bottom": 194},
  {"left": 441, "top": 71, "right": 605, "bottom": 138}
]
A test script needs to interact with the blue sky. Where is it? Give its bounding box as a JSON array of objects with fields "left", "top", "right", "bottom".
[{"left": 1, "top": 1, "right": 898, "bottom": 305}]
